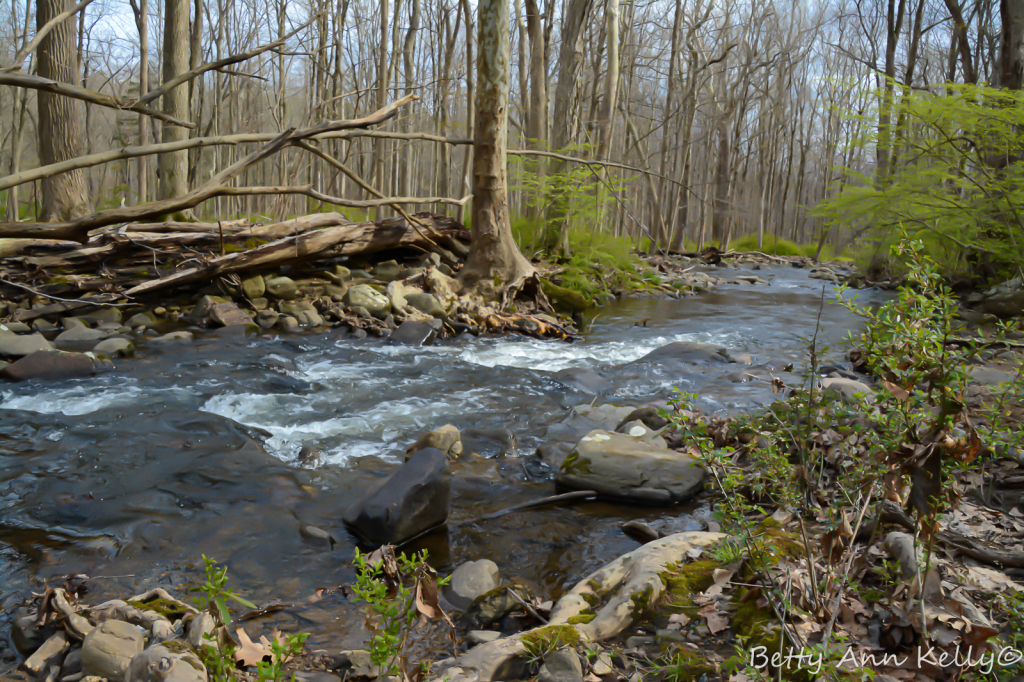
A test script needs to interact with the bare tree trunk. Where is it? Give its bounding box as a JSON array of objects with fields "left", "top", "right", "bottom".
[
  {"left": 524, "top": 0, "right": 547, "bottom": 146},
  {"left": 129, "top": 0, "right": 149, "bottom": 205},
  {"left": 36, "top": 0, "right": 90, "bottom": 221},
  {"left": 158, "top": 0, "right": 192, "bottom": 214},
  {"left": 1000, "top": 0, "right": 1024, "bottom": 89},
  {"left": 595, "top": 0, "right": 619, "bottom": 162},
  {"left": 374, "top": 0, "right": 389, "bottom": 219},
  {"left": 460, "top": 0, "right": 535, "bottom": 292},
  {"left": 459, "top": 0, "right": 474, "bottom": 226},
  {"left": 541, "top": 0, "right": 592, "bottom": 254}
]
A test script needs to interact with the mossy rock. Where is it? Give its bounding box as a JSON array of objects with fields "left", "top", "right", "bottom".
[
  {"left": 540, "top": 279, "right": 590, "bottom": 314},
  {"left": 566, "top": 613, "right": 595, "bottom": 625},
  {"left": 127, "top": 596, "right": 189, "bottom": 620},
  {"left": 519, "top": 624, "right": 581, "bottom": 656}
]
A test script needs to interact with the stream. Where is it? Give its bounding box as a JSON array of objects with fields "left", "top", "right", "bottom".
[{"left": 0, "top": 264, "right": 887, "bottom": 650}]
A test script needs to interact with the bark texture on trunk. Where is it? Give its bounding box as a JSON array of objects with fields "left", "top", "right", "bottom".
[
  {"left": 36, "top": 0, "right": 89, "bottom": 222},
  {"left": 158, "top": 0, "right": 192, "bottom": 208},
  {"left": 1001, "top": 0, "right": 1024, "bottom": 89},
  {"left": 459, "top": 0, "right": 534, "bottom": 291}
]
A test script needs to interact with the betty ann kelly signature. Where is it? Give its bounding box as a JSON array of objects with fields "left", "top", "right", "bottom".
[{"left": 747, "top": 644, "right": 1024, "bottom": 676}]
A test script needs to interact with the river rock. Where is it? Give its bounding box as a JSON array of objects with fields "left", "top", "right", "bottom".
[
  {"left": 62, "top": 317, "right": 90, "bottom": 330},
  {"left": 22, "top": 631, "right": 69, "bottom": 676},
  {"left": 63, "top": 648, "right": 83, "bottom": 676},
  {"left": 809, "top": 267, "right": 838, "bottom": 282},
  {"left": 346, "top": 285, "right": 390, "bottom": 318},
  {"left": 463, "top": 583, "right": 532, "bottom": 629},
  {"left": 614, "top": 405, "right": 670, "bottom": 431},
  {"left": 257, "top": 309, "right": 280, "bottom": 328},
  {"left": 33, "top": 318, "right": 57, "bottom": 332},
  {"left": 123, "top": 643, "right": 206, "bottom": 682},
  {"left": 265, "top": 276, "right": 299, "bottom": 300},
  {"left": 370, "top": 260, "right": 401, "bottom": 282},
  {"left": 544, "top": 404, "right": 634, "bottom": 443},
  {"left": 208, "top": 302, "right": 252, "bottom": 327},
  {"left": 423, "top": 268, "right": 458, "bottom": 305},
  {"left": 984, "top": 291, "right": 1024, "bottom": 317},
  {"left": 242, "top": 275, "right": 266, "bottom": 299},
  {"left": 185, "top": 614, "right": 215, "bottom": 650},
  {"left": 632, "top": 341, "right": 730, "bottom": 365},
  {"left": 820, "top": 377, "right": 874, "bottom": 402},
  {"left": 82, "top": 620, "right": 144, "bottom": 682},
  {"left": 1, "top": 350, "right": 96, "bottom": 382},
  {"left": 329, "top": 650, "right": 378, "bottom": 680},
  {"left": 280, "top": 300, "right": 324, "bottom": 326},
  {"left": 407, "top": 424, "right": 462, "bottom": 460},
  {"left": 125, "top": 313, "right": 158, "bottom": 330},
  {"left": 556, "top": 430, "right": 706, "bottom": 505},
  {"left": 328, "top": 265, "right": 352, "bottom": 283},
  {"left": 389, "top": 321, "right": 437, "bottom": 345},
  {"left": 538, "top": 650, "right": 583, "bottom": 682},
  {"left": 80, "top": 308, "right": 123, "bottom": 324},
  {"left": 461, "top": 427, "right": 518, "bottom": 457},
  {"left": 386, "top": 281, "right": 418, "bottom": 310},
  {"left": 445, "top": 559, "right": 501, "bottom": 610},
  {"left": 551, "top": 368, "right": 612, "bottom": 395},
  {"left": 614, "top": 420, "right": 667, "bottom": 448},
  {"left": 0, "top": 332, "right": 54, "bottom": 357},
  {"left": 188, "top": 295, "right": 228, "bottom": 324},
  {"left": 467, "top": 630, "right": 502, "bottom": 645},
  {"left": 149, "top": 331, "right": 193, "bottom": 345},
  {"left": 536, "top": 441, "right": 575, "bottom": 469},
  {"left": 405, "top": 293, "right": 446, "bottom": 318},
  {"left": 343, "top": 447, "right": 451, "bottom": 545},
  {"left": 94, "top": 338, "right": 135, "bottom": 357},
  {"left": 11, "top": 607, "right": 44, "bottom": 655}
]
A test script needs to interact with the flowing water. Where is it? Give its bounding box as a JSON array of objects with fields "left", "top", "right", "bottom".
[{"left": 0, "top": 265, "right": 888, "bottom": 649}]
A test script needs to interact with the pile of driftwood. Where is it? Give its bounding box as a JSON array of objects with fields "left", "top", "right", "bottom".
[{"left": 0, "top": 211, "right": 467, "bottom": 321}]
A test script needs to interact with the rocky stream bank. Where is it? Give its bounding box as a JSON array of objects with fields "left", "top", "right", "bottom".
[{"left": 4, "top": 241, "right": 1024, "bottom": 682}]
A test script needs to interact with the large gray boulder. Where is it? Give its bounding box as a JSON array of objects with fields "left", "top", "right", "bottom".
[
  {"left": 343, "top": 447, "right": 451, "bottom": 545},
  {"left": 208, "top": 302, "right": 252, "bottom": 327},
  {"left": 556, "top": 430, "right": 706, "bottom": 505},
  {"left": 389, "top": 321, "right": 437, "bottom": 346},
  {"left": 82, "top": 620, "right": 145, "bottom": 682}
]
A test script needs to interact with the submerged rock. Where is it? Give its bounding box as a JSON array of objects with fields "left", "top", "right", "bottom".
[
  {"left": 551, "top": 367, "right": 612, "bottom": 395},
  {"left": 389, "top": 321, "right": 437, "bottom": 346},
  {"left": 556, "top": 430, "right": 706, "bottom": 505},
  {"left": 343, "top": 447, "right": 451, "bottom": 545},
  {"left": 463, "top": 583, "right": 532, "bottom": 629},
  {"left": 632, "top": 341, "right": 730, "bottom": 365}
]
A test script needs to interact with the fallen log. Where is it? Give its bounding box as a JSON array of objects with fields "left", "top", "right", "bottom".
[{"left": 123, "top": 213, "right": 465, "bottom": 298}]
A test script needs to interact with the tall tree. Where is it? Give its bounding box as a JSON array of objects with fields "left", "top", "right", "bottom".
[
  {"left": 36, "top": 0, "right": 90, "bottom": 221},
  {"left": 459, "top": 0, "right": 535, "bottom": 291},
  {"left": 158, "top": 0, "right": 192, "bottom": 212}
]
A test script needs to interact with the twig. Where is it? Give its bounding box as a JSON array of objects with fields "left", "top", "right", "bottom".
[
  {"left": 506, "top": 587, "right": 548, "bottom": 624},
  {"left": 0, "top": 278, "right": 129, "bottom": 307}
]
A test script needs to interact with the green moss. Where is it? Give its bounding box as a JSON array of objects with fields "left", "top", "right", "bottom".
[
  {"left": 581, "top": 591, "right": 601, "bottom": 608},
  {"left": 630, "top": 583, "right": 656, "bottom": 620},
  {"left": 127, "top": 596, "right": 189, "bottom": 620},
  {"left": 540, "top": 279, "right": 590, "bottom": 313},
  {"left": 560, "top": 450, "right": 591, "bottom": 475},
  {"left": 566, "top": 613, "right": 595, "bottom": 625},
  {"left": 660, "top": 559, "right": 720, "bottom": 616},
  {"left": 520, "top": 624, "right": 581, "bottom": 655}
]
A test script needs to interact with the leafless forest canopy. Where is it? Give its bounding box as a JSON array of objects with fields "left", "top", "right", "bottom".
[{"left": 0, "top": 0, "right": 1009, "bottom": 251}]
